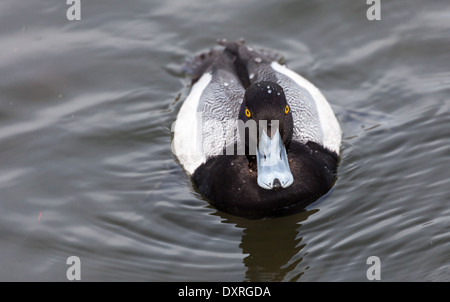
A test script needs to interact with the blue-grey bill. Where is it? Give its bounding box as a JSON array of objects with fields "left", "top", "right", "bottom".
[{"left": 256, "top": 129, "right": 294, "bottom": 190}]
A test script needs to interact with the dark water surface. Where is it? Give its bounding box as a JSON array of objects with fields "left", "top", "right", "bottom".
[{"left": 0, "top": 0, "right": 449, "bottom": 281}]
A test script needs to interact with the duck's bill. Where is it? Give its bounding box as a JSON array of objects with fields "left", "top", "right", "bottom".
[{"left": 256, "top": 129, "right": 294, "bottom": 190}]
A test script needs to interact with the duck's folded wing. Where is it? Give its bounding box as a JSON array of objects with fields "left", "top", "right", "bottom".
[
  {"left": 173, "top": 53, "right": 245, "bottom": 174},
  {"left": 270, "top": 61, "right": 342, "bottom": 154}
]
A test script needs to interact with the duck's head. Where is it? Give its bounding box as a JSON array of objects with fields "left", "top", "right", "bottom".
[{"left": 238, "top": 81, "right": 294, "bottom": 191}]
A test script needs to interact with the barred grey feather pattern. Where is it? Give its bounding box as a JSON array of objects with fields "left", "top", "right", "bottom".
[{"left": 197, "top": 59, "right": 322, "bottom": 160}]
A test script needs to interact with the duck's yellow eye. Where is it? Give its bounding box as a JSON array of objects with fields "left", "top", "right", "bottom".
[
  {"left": 245, "top": 108, "right": 251, "bottom": 118},
  {"left": 285, "top": 105, "right": 290, "bottom": 114}
]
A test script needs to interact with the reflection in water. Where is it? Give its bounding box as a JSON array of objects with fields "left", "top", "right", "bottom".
[{"left": 213, "top": 209, "right": 318, "bottom": 281}]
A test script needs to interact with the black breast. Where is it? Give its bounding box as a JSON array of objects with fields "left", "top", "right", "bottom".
[{"left": 192, "top": 141, "right": 339, "bottom": 218}]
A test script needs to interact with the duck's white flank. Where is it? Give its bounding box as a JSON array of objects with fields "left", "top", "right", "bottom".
[
  {"left": 172, "top": 72, "right": 212, "bottom": 174},
  {"left": 270, "top": 62, "right": 342, "bottom": 154}
]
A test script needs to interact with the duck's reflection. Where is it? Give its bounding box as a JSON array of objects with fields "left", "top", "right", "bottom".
[{"left": 212, "top": 209, "right": 318, "bottom": 281}]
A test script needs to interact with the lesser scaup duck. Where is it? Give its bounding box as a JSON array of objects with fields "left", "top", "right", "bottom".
[{"left": 172, "top": 39, "right": 341, "bottom": 218}]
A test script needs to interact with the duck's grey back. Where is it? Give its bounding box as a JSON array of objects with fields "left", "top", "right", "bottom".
[
  {"left": 198, "top": 67, "right": 244, "bottom": 160},
  {"left": 271, "top": 61, "right": 342, "bottom": 154},
  {"left": 173, "top": 49, "right": 245, "bottom": 174}
]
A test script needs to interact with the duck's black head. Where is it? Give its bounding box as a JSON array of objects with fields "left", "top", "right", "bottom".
[{"left": 238, "top": 81, "right": 294, "bottom": 190}]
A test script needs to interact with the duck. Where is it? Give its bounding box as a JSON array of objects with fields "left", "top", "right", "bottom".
[{"left": 172, "top": 39, "right": 341, "bottom": 218}]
